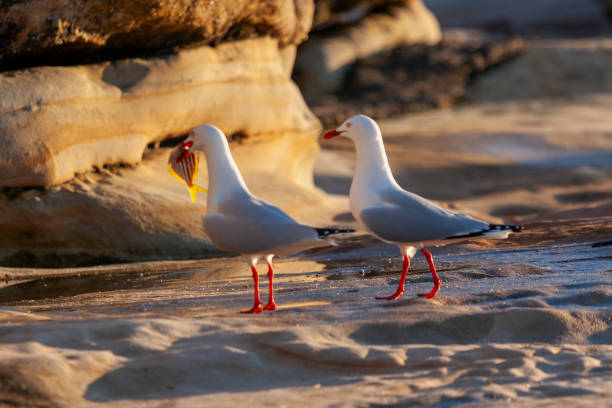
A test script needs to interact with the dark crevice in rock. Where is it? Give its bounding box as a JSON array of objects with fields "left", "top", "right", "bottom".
[
  {"left": 149, "top": 130, "right": 250, "bottom": 152},
  {"left": 305, "top": 31, "right": 525, "bottom": 128},
  {"left": 228, "top": 130, "right": 249, "bottom": 144},
  {"left": 1, "top": 162, "right": 136, "bottom": 200},
  {"left": 2, "top": 186, "right": 46, "bottom": 200},
  {"left": 156, "top": 135, "right": 188, "bottom": 149},
  {"left": 219, "top": 22, "right": 278, "bottom": 45},
  {"left": 71, "top": 163, "right": 135, "bottom": 181},
  {"left": 311, "top": 0, "right": 405, "bottom": 31},
  {"left": 100, "top": 162, "right": 133, "bottom": 171},
  {"left": 0, "top": 44, "right": 181, "bottom": 74}
]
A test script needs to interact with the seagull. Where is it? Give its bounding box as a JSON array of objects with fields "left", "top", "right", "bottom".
[
  {"left": 323, "top": 114, "right": 521, "bottom": 300},
  {"left": 178, "top": 124, "right": 352, "bottom": 313}
]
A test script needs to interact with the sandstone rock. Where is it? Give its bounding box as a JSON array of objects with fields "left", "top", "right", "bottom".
[
  {"left": 0, "top": 0, "right": 314, "bottom": 71},
  {"left": 0, "top": 139, "right": 339, "bottom": 267},
  {"left": 0, "top": 37, "right": 320, "bottom": 188},
  {"left": 294, "top": 0, "right": 441, "bottom": 98},
  {"left": 465, "top": 39, "right": 612, "bottom": 102},
  {"left": 308, "top": 30, "right": 525, "bottom": 127}
]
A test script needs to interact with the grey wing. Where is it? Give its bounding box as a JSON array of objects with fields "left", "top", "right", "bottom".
[
  {"left": 360, "top": 190, "right": 488, "bottom": 243},
  {"left": 203, "top": 214, "right": 319, "bottom": 255},
  {"left": 218, "top": 192, "right": 296, "bottom": 225}
]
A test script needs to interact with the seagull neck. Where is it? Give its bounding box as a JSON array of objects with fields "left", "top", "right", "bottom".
[
  {"left": 353, "top": 135, "right": 396, "bottom": 188},
  {"left": 202, "top": 137, "right": 250, "bottom": 210}
]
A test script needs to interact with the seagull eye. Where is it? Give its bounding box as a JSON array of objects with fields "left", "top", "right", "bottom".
[{"left": 346, "top": 122, "right": 352, "bottom": 128}]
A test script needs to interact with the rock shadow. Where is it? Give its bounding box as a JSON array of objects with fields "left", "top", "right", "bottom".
[{"left": 102, "top": 61, "right": 151, "bottom": 91}]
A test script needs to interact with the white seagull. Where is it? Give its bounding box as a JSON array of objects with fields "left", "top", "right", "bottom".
[
  {"left": 178, "top": 125, "right": 352, "bottom": 313},
  {"left": 323, "top": 114, "right": 521, "bottom": 299}
]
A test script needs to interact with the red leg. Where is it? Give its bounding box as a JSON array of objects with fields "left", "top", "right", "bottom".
[
  {"left": 263, "top": 262, "right": 277, "bottom": 311},
  {"left": 376, "top": 254, "right": 410, "bottom": 300},
  {"left": 241, "top": 266, "right": 263, "bottom": 313},
  {"left": 418, "top": 248, "right": 441, "bottom": 298}
]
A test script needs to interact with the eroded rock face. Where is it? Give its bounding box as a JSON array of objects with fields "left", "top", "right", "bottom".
[
  {"left": 294, "top": 0, "right": 442, "bottom": 98},
  {"left": 0, "top": 37, "right": 320, "bottom": 187},
  {"left": 0, "top": 142, "right": 332, "bottom": 267},
  {"left": 0, "top": 0, "right": 314, "bottom": 71},
  {"left": 0, "top": 1, "right": 327, "bottom": 266},
  {"left": 308, "top": 30, "right": 525, "bottom": 127},
  {"left": 465, "top": 39, "right": 612, "bottom": 102}
]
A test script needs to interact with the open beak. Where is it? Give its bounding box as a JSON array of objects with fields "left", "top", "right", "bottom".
[
  {"left": 176, "top": 141, "right": 194, "bottom": 162},
  {"left": 323, "top": 129, "right": 344, "bottom": 139}
]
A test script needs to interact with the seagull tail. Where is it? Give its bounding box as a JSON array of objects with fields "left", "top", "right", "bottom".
[
  {"left": 482, "top": 224, "right": 522, "bottom": 239},
  {"left": 490, "top": 224, "right": 522, "bottom": 232},
  {"left": 315, "top": 227, "right": 355, "bottom": 238}
]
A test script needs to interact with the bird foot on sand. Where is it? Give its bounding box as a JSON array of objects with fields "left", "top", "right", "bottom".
[
  {"left": 376, "top": 291, "right": 404, "bottom": 300},
  {"left": 263, "top": 301, "right": 276, "bottom": 311},
  {"left": 241, "top": 303, "right": 264, "bottom": 313},
  {"left": 418, "top": 279, "right": 441, "bottom": 299}
]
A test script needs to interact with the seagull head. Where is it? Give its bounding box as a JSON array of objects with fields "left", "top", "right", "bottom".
[
  {"left": 183, "top": 124, "right": 226, "bottom": 154},
  {"left": 323, "top": 114, "right": 381, "bottom": 143}
]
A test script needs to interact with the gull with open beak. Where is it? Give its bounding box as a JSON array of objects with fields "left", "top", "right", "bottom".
[{"left": 324, "top": 114, "right": 521, "bottom": 300}]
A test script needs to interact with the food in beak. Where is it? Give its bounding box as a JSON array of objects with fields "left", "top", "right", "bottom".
[{"left": 168, "top": 141, "right": 207, "bottom": 202}]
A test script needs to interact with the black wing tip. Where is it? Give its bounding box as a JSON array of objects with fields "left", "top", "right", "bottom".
[
  {"left": 446, "top": 224, "right": 523, "bottom": 240},
  {"left": 592, "top": 240, "right": 612, "bottom": 248},
  {"left": 489, "top": 224, "right": 523, "bottom": 233},
  {"left": 315, "top": 227, "right": 355, "bottom": 237}
]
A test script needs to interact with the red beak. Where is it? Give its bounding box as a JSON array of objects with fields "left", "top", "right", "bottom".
[{"left": 323, "top": 129, "right": 343, "bottom": 139}]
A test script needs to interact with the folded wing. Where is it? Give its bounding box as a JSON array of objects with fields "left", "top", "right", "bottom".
[{"left": 360, "top": 189, "right": 488, "bottom": 243}]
